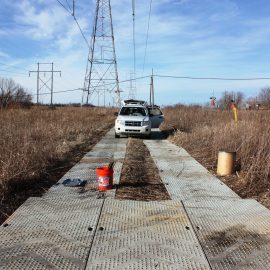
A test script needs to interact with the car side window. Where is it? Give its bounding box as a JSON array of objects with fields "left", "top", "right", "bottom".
[{"left": 148, "top": 108, "right": 162, "bottom": 116}]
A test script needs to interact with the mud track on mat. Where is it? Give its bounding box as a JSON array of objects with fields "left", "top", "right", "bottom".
[{"left": 116, "top": 138, "right": 170, "bottom": 201}]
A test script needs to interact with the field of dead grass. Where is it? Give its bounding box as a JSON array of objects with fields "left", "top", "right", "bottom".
[
  {"left": 161, "top": 105, "right": 270, "bottom": 208},
  {"left": 0, "top": 106, "right": 115, "bottom": 222}
]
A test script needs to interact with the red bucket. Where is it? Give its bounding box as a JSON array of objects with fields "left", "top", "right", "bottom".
[{"left": 96, "top": 166, "right": 113, "bottom": 191}]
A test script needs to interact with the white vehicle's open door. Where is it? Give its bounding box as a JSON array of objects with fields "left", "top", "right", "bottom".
[{"left": 148, "top": 107, "right": 164, "bottom": 128}]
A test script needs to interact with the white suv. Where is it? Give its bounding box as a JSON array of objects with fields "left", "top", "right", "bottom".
[{"left": 115, "top": 100, "right": 151, "bottom": 138}]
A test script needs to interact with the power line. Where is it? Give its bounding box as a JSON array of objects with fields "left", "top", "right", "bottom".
[
  {"left": 81, "top": 75, "right": 151, "bottom": 91},
  {"left": 3, "top": 88, "right": 83, "bottom": 99},
  {"left": 37, "top": 76, "right": 150, "bottom": 96},
  {"left": 73, "top": 16, "right": 90, "bottom": 48},
  {"left": 0, "top": 69, "right": 26, "bottom": 76},
  {"left": 142, "top": 0, "right": 153, "bottom": 75},
  {"left": 55, "top": 0, "right": 90, "bottom": 48},
  {"left": 17, "top": 72, "right": 270, "bottom": 99},
  {"left": 56, "top": 0, "right": 71, "bottom": 13},
  {"left": 25, "top": 76, "right": 150, "bottom": 99},
  {"left": 120, "top": 75, "right": 150, "bottom": 84},
  {"left": 65, "top": 0, "right": 72, "bottom": 12},
  {"left": 0, "top": 62, "right": 28, "bottom": 72},
  {"left": 111, "top": 73, "right": 270, "bottom": 85},
  {"left": 31, "top": 73, "right": 270, "bottom": 96},
  {"left": 132, "top": 0, "right": 136, "bottom": 80},
  {"left": 154, "top": 74, "right": 270, "bottom": 81},
  {"left": 39, "top": 88, "right": 83, "bottom": 96}
]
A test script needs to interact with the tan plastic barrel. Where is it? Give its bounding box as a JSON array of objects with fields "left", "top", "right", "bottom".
[{"left": 217, "top": 151, "right": 236, "bottom": 176}]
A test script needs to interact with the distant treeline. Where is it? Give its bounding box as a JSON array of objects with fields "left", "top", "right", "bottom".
[
  {"left": 2, "top": 76, "right": 270, "bottom": 110},
  {"left": 36, "top": 103, "right": 96, "bottom": 108},
  {"left": 0, "top": 76, "right": 98, "bottom": 109},
  {"left": 0, "top": 77, "right": 32, "bottom": 109}
]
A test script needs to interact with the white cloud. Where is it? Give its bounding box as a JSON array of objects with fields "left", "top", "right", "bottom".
[
  {"left": 3, "top": 0, "right": 270, "bottom": 105},
  {"left": 0, "top": 29, "right": 9, "bottom": 37},
  {"left": 0, "top": 51, "right": 10, "bottom": 59},
  {"left": 55, "top": 18, "right": 90, "bottom": 51},
  {"left": 14, "top": 0, "right": 72, "bottom": 40}
]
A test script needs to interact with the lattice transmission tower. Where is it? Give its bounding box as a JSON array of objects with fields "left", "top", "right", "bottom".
[{"left": 82, "top": 0, "right": 120, "bottom": 107}]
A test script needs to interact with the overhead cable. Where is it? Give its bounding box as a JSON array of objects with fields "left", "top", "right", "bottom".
[
  {"left": 16, "top": 71, "right": 270, "bottom": 99},
  {"left": 73, "top": 16, "right": 90, "bottom": 48},
  {"left": 37, "top": 88, "right": 83, "bottom": 96},
  {"left": 132, "top": 0, "right": 136, "bottom": 78},
  {"left": 119, "top": 75, "right": 150, "bottom": 84},
  {"left": 55, "top": 0, "right": 90, "bottom": 48},
  {"left": 56, "top": 0, "right": 71, "bottom": 13},
  {"left": 81, "top": 75, "right": 152, "bottom": 91},
  {"left": 154, "top": 74, "right": 270, "bottom": 81},
  {"left": 0, "top": 62, "right": 28, "bottom": 72},
  {"left": 65, "top": 0, "right": 72, "bottom": 11},
  {"left": 34, "top": 76, "right": 151, "bottom": 96},
  {"left": 0, "top": 69, "right": 26, "bottom": 76},
  {"left": 142, "top": 0, "right": 153, "bottom": 75}
]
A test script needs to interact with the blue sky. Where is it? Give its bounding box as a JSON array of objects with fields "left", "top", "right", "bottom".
[{"left": 1, "top": 0, "right": 270, "bottom": 105}]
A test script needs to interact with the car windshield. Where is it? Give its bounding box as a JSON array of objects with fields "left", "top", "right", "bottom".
[{"left": 119, "top": 107, "right": 147, "bottom": 116}]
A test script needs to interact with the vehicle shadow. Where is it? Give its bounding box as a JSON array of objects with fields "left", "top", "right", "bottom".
[{"left": 148, "top": 128, "right": 174, "bottom": 140}]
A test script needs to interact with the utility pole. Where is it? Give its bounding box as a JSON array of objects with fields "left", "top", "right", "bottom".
[
  {"left": 132, "top": 0, "right": 136, "bottom": 98},
  {"left": 82, "top": 0, "right": 121, "bottom": 107},
  {"left": 104, "top": 87, "right": 106, "bottom": 107},
  {"left": 149, "top": 69, "right": 154, "bottom": 107},
  {"left": 37, "top": 63, "right": 40, "bottom": 104},
  {"left": 51, "top": 63, "right": 54, "bottom": 106},
  {"left": 29, "top": 63, "right": 61, "bottom": 105}
]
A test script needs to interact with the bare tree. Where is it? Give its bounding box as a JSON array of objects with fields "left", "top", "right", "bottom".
[
  {"left": 0, "top": 77, "right": 32, "bottom": 108},
  {"left": 245, "top": 96, "right": 257, "bottom": 109},
  {"left": 218, "top": 91, "right": 244, "bottom": 109},
  {"left": 258, "top": 87, "right": 270, "bottom": 108}
]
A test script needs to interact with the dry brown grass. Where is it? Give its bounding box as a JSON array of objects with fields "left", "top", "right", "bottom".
[
  {"left": 115, "top": 138, "right": 170, "bottom": 201},
  {"left": 161, "top": 106, "right": 270, "bottom": 207},
  {"left": 0, "top": 106, "right": 115, "bottom": 202}
]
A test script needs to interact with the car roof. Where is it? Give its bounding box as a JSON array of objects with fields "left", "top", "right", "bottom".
[
  {"left": 123, "top": 99, "right": 147, "bottom": 106},
  {"left": 147, "top": 105, "right": 161, "bottom": 108},
  {"left": 121, "top": 104, "right": 147, "bottom": 108}
]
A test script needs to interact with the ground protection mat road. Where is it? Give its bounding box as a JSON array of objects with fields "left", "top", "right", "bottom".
[
  {"left": 1, "top": 129, "right": 270, "bottom": 269},
  {"left": 85, "top": 199, "right": 211, "bottom": 270},
  {"left": 145, "top": 138, "right": 270, "bottom": 270}
]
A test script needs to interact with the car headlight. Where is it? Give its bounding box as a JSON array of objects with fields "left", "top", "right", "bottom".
[
  {"left": 116, "top": 119, "right": 125, "bottom": 125},
  {"left": 142, "top": 120, "right": 150, "bottom": 126}
]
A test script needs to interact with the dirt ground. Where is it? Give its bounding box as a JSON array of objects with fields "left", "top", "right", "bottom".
[{"left": 115, "top": 138, "right": 170, "bottom": 201}]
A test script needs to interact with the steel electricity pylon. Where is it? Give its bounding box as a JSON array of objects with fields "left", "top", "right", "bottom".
[
  {"left": 29, "top": 62, "right": 61, "bottom": 105},
  {"left": 82, "top": 0, "right": 120, "bottom": 107}
]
